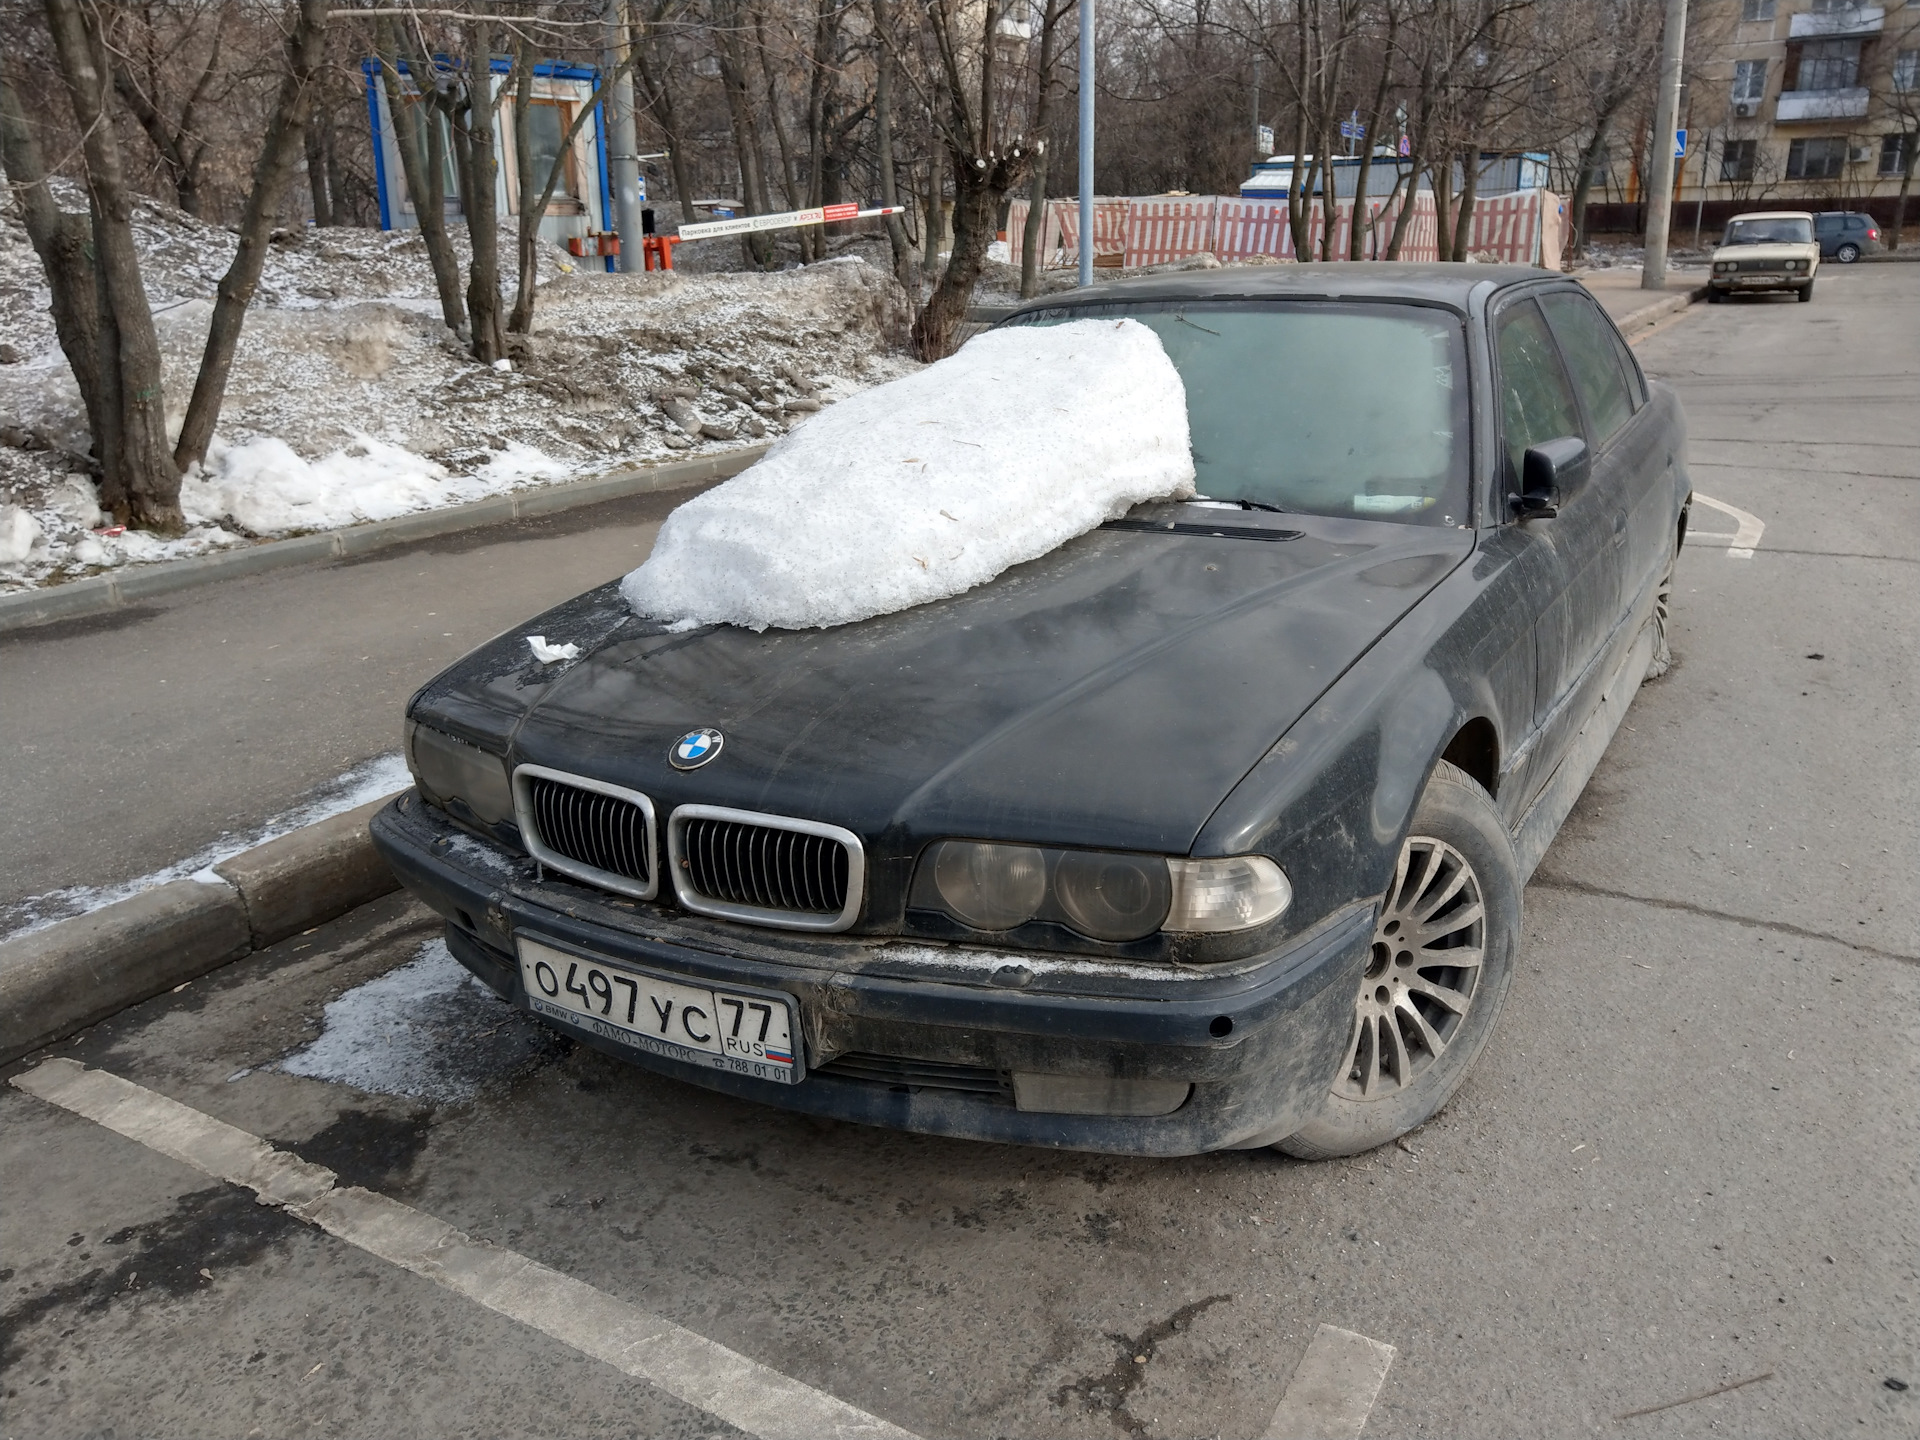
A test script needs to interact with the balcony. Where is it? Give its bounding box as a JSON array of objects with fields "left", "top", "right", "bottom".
[
  {"left": 1776, "top": 86, "right": 1871, "bottom": 120},
  {"left": 1788, "top": 5, "right": 1883, "bottom": 38}
]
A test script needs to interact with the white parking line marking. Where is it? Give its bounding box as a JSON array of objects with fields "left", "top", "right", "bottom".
[
  {"left": 11, "top": 1059, "right": 916, "bottom": 1440},
  {"left": 1262, "top": 1323, "right": 1397, "bottom": 1440},
  {"left": 1692, "top": 494, "right": 1766, "bottom": 558}
]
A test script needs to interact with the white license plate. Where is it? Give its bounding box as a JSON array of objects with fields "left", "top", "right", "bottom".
[{"left": 516, "top": 937, "right": 801, "bottom": 1084}]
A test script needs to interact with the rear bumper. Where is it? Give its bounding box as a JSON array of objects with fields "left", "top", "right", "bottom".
[{"left": 371, "top": 792, "right": 1370, "bottom": 1156}]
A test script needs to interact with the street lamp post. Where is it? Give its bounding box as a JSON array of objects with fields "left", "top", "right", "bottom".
[
  {"left": 1078, "top": 0, "right": 1095, "bottom": 288},
  {"left": 1642, "top": 0, "right": 1689, "bottom": 289}
]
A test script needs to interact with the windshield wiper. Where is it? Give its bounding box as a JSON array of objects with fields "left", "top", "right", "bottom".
[{"left": 1193, "top": 496, "right": 1286, "bottom": 513}]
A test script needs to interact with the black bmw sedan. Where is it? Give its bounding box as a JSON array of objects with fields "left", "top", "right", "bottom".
[{"left": 372, "top": 263, "right": 1690, "bottom": 1159}]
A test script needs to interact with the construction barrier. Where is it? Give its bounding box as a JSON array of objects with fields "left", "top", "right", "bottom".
[
  {"left": 1006, "top": 189, "right": 1549, "bottom": 271},
  {"left": 1123, "top": 197, "right": 1218, "bottom": 267},
  {"left": 1457, "top": 188, "right": 1563, "bottom": 270}
]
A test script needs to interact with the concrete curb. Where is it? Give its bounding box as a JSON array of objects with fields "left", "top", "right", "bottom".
[
  {"left": 0, "top": 793, "right": 404, "bottom": 1064},
  {"left": 0, "top": 444, "right": 769, "bottom": 636},
  {"left": 1614, "top": 283, "right": 1710, "bottom": 339}
]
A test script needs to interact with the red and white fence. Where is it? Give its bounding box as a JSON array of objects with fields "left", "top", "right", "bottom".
[{"left": 1006, "top": 190, "right": 1551, "bottom": 271}]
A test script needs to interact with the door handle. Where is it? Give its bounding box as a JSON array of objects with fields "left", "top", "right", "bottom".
[{"left": 1612, "top": 515, "right": 1627, "bottom": 544}]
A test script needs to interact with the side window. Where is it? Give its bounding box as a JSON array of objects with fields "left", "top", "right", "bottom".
[
  {"left": 1605, "top": 324, "right": 1646, "bottom": 408},
  {"left": 1493, "top": 299, "right": 1583, "bottom": 493},
  {"left": 1539, "top": 291, "right": 1637, "bottom": 445}
]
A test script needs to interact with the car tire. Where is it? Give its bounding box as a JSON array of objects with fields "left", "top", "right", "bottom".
[
  {"left": 1707, "top": 287, "right": 1723, "bottom": 303},
  {"left": 1797, "top": 280, "right": 1815, "bottom": 302},
  {"left": 1275, "top": 761, "right": 1521, "bottom": 1160},
  {"left": 1644, "top": 546, "right": 1676, "bottom": 682},
  {"left": 1836, "top": 243, "right": 1860, "bottom": 264}
]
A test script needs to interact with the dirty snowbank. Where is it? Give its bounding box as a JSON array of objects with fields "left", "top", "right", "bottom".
[
  {"left": 621, "top": 318, "right": 1194, "bottom": 632},
  {"left": 1, "top": 183, "right": 917, "bottom": 593}
]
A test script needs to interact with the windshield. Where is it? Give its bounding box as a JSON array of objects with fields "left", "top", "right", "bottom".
[
  {"left": 1725, "top": 217, "right": 1812, "bottom": 245},
  {"left": 1008, "top": 301, "right": 1470, "bottom": 526}
]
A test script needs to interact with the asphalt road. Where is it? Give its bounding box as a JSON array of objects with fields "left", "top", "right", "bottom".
[
  {"left": 0, "top": 483, "right": 711, "bottom": 923},
  {"left": 4, "top": 264, "right": 1916, "bottom": 1438}
]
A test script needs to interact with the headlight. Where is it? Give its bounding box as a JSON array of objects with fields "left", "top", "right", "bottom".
[
  {"left": 405, "top": 719, "right": 514, "bottom": 825},
  {"left": 1053, "top": 850, "right": 1172, "bottom": 941},
  {"left": 932, "top": 841, "right": 1047, "bottom": 929},
  {"left": 1714, "top": 261, "right": 1732, "bottom": 273},
  {"left": 913, "top": 841, "right": 1288, "bottom": 943}
]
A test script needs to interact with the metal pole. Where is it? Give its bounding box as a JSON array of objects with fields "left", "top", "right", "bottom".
[
  {"left": 1642, "top": 0, "right": 1688, "bottom": 289},
  {"left": 1078, "top": 0, "right": 1095, "bottom": 288},
  {"left": 605, "top": 0, "right": 646, "bottom": 273}
]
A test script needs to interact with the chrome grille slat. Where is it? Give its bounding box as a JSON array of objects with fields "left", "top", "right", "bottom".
[
  {"left": 667, "top": 806, "right": 864, "bottom": 932},
  {"left": 514, "top": 769, "right": 657, "bottom": 900}
]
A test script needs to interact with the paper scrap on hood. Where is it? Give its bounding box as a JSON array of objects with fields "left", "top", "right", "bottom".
[
  {"left": 525, "top": 635, "right": 579, "bottom": 663},
  {"left": 619, "top": 318, "right": 1194, "bottom": 632}
]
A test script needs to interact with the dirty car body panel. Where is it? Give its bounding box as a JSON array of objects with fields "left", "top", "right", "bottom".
[{"left": 372, "top": 264, "right": 1690, "bottom": 1156}]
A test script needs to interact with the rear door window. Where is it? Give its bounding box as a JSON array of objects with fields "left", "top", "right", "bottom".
[
  {"left": 1494, "top": 299, "right": 1583, "bottom": 489},
  {"left": 1539, "top": 291, "right": 1638, "bottom": 446}
]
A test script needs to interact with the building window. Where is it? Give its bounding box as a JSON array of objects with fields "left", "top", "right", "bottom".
[
  {"left": 1883, "top": 132, "right": 1916, "bottom": 176},
  {"left": 521, "top": 100, "right": 584, "bottom": 211},
  {"left": 1721, "top": 139, "right": 1759, "bottom": 181},
  {"left": 1786, "top": 136, "right": 1849, "bottom": 178},
  {"left": 1732, "top": 59, "right": 1768, "bottom": 101},
  {"left": 1740, "top": 0, "right": 1774, "bottom": 19},
  {"left": 1797, "top": 38, "right": 1862, "bottom": 91},
  {"left": 1807, "top": 0, "right": 1855, "bottom": 11},
  {"left": 1896, "top": 50, "right": 1919, "bottom": 92}
]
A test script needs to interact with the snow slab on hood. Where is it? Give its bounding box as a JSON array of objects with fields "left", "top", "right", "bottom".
[{"left": 619, "top": 318, "right": 1194, "bottom": 632}]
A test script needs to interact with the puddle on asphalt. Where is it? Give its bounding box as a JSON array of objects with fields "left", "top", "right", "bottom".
[{"left": 279, "top": 939, "right": 562, "bottom": 1104}]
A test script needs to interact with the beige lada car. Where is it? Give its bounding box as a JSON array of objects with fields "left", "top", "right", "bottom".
[{"left": 1708, "top": 211, "right": 1820, "bottom": 303}]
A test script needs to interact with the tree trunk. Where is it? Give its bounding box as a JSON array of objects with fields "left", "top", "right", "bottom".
[
  {"left": 174, "top": 0, "right": 328, "bottom": 472},
  {"left": 305, "top": 89, "right": 334, "bottom": 226},
  {"left": 43, "top": 0, "right": 179, "bottom": 531},
  {"left": 911, "top": 146, "right": 1027, "bottom": 360},
  {"left": 375, "top": 21, "right": 466, "bottom": 333},
  {"left": 870, "top": 0, "right": 913, "bottom": 280},
  {"left": 1349, "top": 11, "right": 1397, "bottom": 262},
  {"left": 1891, "top": 130, "right": 1915, "bottom": 249},
  {"left": 1568, "top": 120, "right": 1610, "bottom": 259},
  {"left": 1452, "top": 145, "right": 1480, "bottom": 260},
  {"left": 0, "top": 71, "right": 112, "bottom": 497},
  {"left": 631, "top": 40, "right": 699, "bottom": 227},
  {"left": 923, "top": 144, "right": 947, "bottom": 271},
  {"left": 462, "top": 20, "right": 505, "bottom": 364},
  {"left": 1433, "top": 152, "right": 1454, "bottom": 261},
  {"left": 1287, "top": 60, "right": 1310, "bottom": 256},
  {"left": 1020, "top": 0, "right": 1066, "bottom": 297},
  {"left": 508, "top": 50, "right": 538, "bottom": 335},
  {"left": 715, "top": 13, "right": 774, "bottom": 268}
]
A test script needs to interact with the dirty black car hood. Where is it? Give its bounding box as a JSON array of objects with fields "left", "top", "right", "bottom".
[{"left": 415, "top": 507, "right": 1470, "bottom": 859}]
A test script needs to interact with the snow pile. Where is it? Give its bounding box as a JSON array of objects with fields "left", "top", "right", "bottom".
[
  {"left": 620, "top": 319, "right": 1194, "bottom": 632},
  {"left": 1, "top": 179, "right": 917, "bottom": 588}
]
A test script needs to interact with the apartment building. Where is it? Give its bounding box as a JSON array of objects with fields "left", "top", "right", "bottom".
[{"left": 1683, "top": 0, "right": 1917, "bottom": 208}]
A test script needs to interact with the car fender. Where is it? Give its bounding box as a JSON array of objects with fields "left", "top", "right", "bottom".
[{"left": 1194, "top": 558, "right": 1511, "bottom": 944}]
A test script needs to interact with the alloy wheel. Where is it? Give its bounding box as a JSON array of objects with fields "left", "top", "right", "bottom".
[
  {"left": 1336, "top": 836, "right": 1485, "bottom": 1100},
  {"left": 1837, "top": 243, "right": 1860, "bottom": 263}
]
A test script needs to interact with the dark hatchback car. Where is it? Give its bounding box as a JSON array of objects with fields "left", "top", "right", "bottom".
[
  {"left": 1815, "top": 210, "right": 1883, "bottom": 263},
  {"left": 373, "top": 264, "right": 1691, "bottom": 1159}
]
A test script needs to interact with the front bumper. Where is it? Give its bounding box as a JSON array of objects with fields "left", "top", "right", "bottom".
[{"left": 371, "top": 792, "right": 1369, "bottom": 1157}]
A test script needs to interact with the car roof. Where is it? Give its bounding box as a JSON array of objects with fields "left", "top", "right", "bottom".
[
  {"left": 1816, "top": 210, "right": 1870, "bottom": 219},
  {"left": 1003, "top": 261, "right": 1558, "bottom": 316},
  {"left": 1729, "top": 210, "right": 1815, "bottom": 221}
]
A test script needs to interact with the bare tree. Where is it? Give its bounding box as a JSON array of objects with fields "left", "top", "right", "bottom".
[
  {"left": 1019, "top": 0, "right": 1073, "bottom": 297},
  {"left": 108, "top": 0, "right": 232, "bottom": 218},
  {"left": 174, "top": 0, "right": 330, "bottom": 471},
  {"left": 36, "top": 0, "right": 179, "bottom": 528}
]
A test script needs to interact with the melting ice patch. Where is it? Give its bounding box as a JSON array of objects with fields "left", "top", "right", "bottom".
[
  {"left": 279, "top": 939, "right": 560, "bottom": 1104},
  {"left": 620, "top": 318, "right": 1195, "bottom": 632},
  {"left": 0, "top": 752, "right": 410, "bottom": 942}
]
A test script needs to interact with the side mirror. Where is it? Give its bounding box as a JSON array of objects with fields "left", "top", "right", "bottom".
[{"left": 1510, "top": 435, "right": 1588, "bottom": 520}]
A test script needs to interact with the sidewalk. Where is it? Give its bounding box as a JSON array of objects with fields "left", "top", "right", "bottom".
[{"left": 1574, "top": 267, "right": 1710, "bottom": 331}]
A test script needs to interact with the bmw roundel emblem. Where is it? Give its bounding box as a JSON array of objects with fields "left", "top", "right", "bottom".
[{"left": 670, "top": 727, "right": 725, "bottom": 770}]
